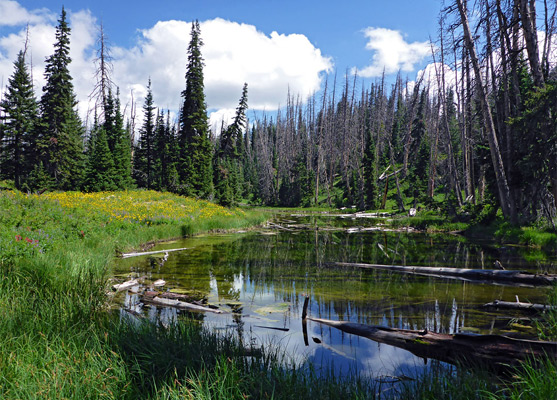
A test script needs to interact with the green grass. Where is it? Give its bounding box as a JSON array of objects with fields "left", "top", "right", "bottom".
[{"left": 1, "top": 188, "right": 555, "bottom": 399}]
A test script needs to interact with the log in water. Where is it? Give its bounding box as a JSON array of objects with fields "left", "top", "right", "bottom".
[
  {"left": 308, "top": 317, "right": 557, "bottom": 369},
  {"left": 330, "top": 262, "right": 557, "bottom": 286}
]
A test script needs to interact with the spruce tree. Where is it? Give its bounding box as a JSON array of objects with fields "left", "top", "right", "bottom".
[
  {"left": 39, "top": 7, "right": 84, "bottom": 190},
  {"left": 178, "top": 21, "right": 213, "bottom": 198},
  {"left": 0, "top": 50, "right": 39, "bottom": 189},
  {"left": 153, "top": 110, "right": 166, "bottom": 190},
  {"left": 106, "top": 90, "right": 132, "bottom": 189},
  {"left": 84, "top": 120, "right": 116, "bottom": 192},
  {"left": 133, "top": 79, "right": 156, "bottom": 188},
  {"left": 214, "top": 84, "right": 248, "bottom": 206}
]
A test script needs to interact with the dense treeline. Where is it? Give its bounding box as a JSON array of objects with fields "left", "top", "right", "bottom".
[{"left": 1, "top": 2, "right": 556, "bottom": 226}]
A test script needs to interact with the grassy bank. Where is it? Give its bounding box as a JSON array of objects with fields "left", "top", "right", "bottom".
[
  {"left": 0, "top": 189, "right": 266, "bottom": 398},
  {"left": 0, "top": 190, "right": 554, "bottom": 399}
]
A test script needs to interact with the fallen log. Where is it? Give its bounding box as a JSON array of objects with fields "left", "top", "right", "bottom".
[
  {"left": 483, "top": 300, "right": 557, "bottom": 312},
  {"left": 308, "top": 317, "right": 557, "bottom": 369},
  {"left": 143, "top": 290, "right": 219, "bottom": 309},
  {"left": 143, "top": 296, "right": 227, "bottom": 314},
  {"left": 266, "top": 221, "right": 294, "bottom": 231},
  {"left": 121, "top": 247, "right": 189, "bottom": 258},
  {"left": 330, "top": 262, "right": 557, "bottom": 286},
  {"left": 112, "top": 279, "right": 139, "bottom": 291}
]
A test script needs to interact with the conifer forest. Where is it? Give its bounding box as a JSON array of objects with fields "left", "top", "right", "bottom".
[{"left": 1, "top": 1, "right": 557, "bottom": 226}]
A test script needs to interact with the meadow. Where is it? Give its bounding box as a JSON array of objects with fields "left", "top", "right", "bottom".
[{"left": 0, "top": 189, "right": 554, "bottom": 399}]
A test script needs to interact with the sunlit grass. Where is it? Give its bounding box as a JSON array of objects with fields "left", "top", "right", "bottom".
[{"left": 0, "top": 189, "right": 555, "bottom": 399}]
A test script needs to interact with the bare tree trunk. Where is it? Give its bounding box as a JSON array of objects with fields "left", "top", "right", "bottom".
[
  {"left": 432, "top": 31, "right": 463, "bottom": 206},
  {"left": 428, "top": 98, "right": 441, "bottom": 198},
  {"left": 518, "top": 0, "right": 545, "bottom": 88},
  {"left": 314, "top": 78, "right": 328, "bottom": 205},
  {"left": 402, "top": 77, "right": 423, "bottom": 177},
  {"left": 541, "top": 0, "right": 556, "bottom": 77},
  {"left": 389, "top": 141, "right": 405, "bottom": 212},
  {"left": 456, "top": 0, "right": 516, "bottom": 223}
]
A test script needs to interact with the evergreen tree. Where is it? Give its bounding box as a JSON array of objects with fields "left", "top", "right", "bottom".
[
  {"left": 84, "top": 120, "right": 116, "bottom": 192},
  {"left": 106, "top": 90, "right": 132, "bottom": 189},
  {"left": 133, "top": 79, "right": 156, "bottom": 188},
  {"left": 408, "top": 89, "right": 429, "bottom": 205},
  {"left": 214, "top": 83, "right": 249, "bottom": 206},
  {"left": 153, "top": 109, "right": 178, "bottom": 191},
  {"left": 363, "top": 112, "right": 378, "bottom": 209},
  {"left": 178, "top": 21, "right": 213, "bottom": 198},
  {"left": 0, "top": 50, "right": 39, "bottom": 189},
  {"left": 39, "top": 7, "right": 84, "bottom": 190}
]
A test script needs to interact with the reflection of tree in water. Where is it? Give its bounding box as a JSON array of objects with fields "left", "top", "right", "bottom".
[
  {"left": 115, "top": 216, "right": 553, "bottom": 338},
  {"left": 209, "top": 241, "right": 242, "bottom": 301},
  {"left": 201, "top": 226, "right": 549, "bottom": 336}
]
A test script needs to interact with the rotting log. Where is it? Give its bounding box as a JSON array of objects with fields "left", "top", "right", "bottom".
[
  {"left": 121, "top": 247, "right": 189, "bottom": 258},
  {"left": 112, "top": 279, "right": 139, "bottom": 291},
  {"left": 308, "top": 317, "right": 557, "bottom": 370},
  {"left": 143, "top": 291, "right": 219, "bottom": 310},
  {"left": 483, "top": 300, "right": 556, "bottom": 312},
  {"left": 330, "top": 262, "right": 557, "bottom": 286},
  {"left": 143, "top": 296, "right": 227, "bottom": 314}
]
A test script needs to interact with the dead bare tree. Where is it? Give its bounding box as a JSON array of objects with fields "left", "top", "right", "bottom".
[{"left": 455, "top": 0, "right": 517, "bottom": 222}]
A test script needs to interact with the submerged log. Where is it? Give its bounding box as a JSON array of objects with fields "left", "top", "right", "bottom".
[
  {"left": 331, "top": 262, "right": 557, "bottom": 286},
  {"left": 143, "top": 296, "right": 227, "bottom": 314},
  {"left": 308, "top": 317, "right": 557, "bottom": 369},
  {"left": 483, "top": 300, "right": 557, "bottom": 312},
  {"left": 121, "top": 247, "right": 189, "bottom": 258},
  {"left": 253, "top": 325, "right": 290, "bottom": 332}
]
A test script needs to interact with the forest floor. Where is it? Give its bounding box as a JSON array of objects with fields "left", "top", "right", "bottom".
[{"left": 0, "top": 188, "right": 555, "bottom": 399}]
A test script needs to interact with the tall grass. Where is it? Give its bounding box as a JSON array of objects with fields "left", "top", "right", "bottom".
[
  {"left": 1, "top": 189, "right": 554, "bottom": 399},
  {"left": 0, "top": 189, "right": 266, "bottom": 399}
]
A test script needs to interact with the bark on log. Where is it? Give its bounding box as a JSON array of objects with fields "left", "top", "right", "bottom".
[
  {"left": 330, "top": 262, "right": 557, "bottom": 286},
  {"left": 483, "top": 300, "right": 556, "bottom": 312},
  {"left": 143, "top": 296, "right": 227, "bottom": 314},
  {"left": 308, "top": 317, "right": 557, "bottom": 369}
]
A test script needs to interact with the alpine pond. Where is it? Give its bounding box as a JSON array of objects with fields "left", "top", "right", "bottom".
[{"left": 112, "top": 213, "right": 556, "bottom": 379}]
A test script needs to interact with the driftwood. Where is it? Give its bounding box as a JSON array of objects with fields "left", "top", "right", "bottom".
[
  {"left": 308, "top": 317, "right": 557, "bottom": 369},
  {"left": 143, "top": 296, "right": 227, "bottom": 314},
  {"left": 112, "top": 279, "right": 139, "bottom": 291},
  {"left": 121, "top": 247, "right": 188, "bottom": 259},
  {"left": 331, "top": 262, "right": 557, "bottom": 286},
  {"left": 266, "top": 221, "right": 294, "bottom": 231},
  {"left": 143, "top": 290, "right": 220, "bottom": 309},
  {"left": 483, "top": 300, "right": 557, "bottom": 312}
]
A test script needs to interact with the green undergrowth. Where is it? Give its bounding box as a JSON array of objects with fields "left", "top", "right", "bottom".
[{"left": 492, "top": 222, "right": 557, "bottom": 249}]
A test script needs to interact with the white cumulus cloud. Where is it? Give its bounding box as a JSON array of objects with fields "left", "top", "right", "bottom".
[
  {"left": 112, "top": 18, "right": 333, "bottom": 125},
  {"left": 0, "top": 0, "right": 55, "bottom": 27},
  {"left": 0, "top": 5, "right": 333, "bottom": 133},
  {"left": 355, "top": 27, "right": 431, "bottom": 77}
]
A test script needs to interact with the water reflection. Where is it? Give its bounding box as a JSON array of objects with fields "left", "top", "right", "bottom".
[{"left": 113, "top": 215, "right": 556, "bottom": 378}]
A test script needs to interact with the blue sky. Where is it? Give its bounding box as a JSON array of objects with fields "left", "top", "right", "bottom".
[{"left": 0, "top": 0, "right": 442, "bottom": 126}]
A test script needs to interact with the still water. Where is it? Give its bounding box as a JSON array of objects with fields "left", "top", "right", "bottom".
[{"left": 112, "top": 214, "right": 555, "bottom": 378}]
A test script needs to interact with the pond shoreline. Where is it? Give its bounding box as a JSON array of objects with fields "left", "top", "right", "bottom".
[{"left": 2, "top": 190, "right": 555, "bottom": 399}]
